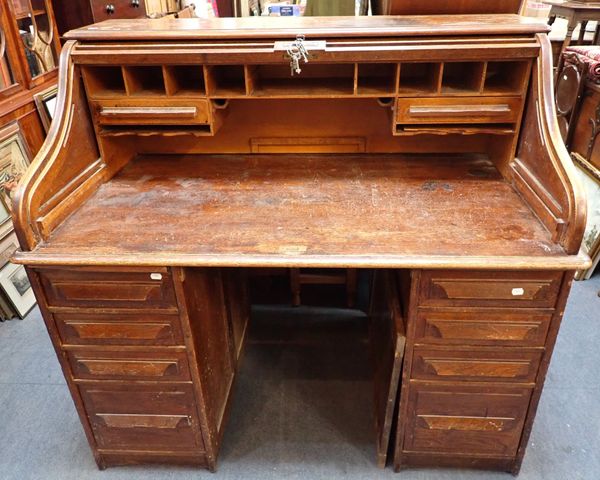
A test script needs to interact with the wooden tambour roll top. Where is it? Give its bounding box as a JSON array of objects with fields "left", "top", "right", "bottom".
[{"left": 9, "top": 13, "right": 591, "bottom": 475}]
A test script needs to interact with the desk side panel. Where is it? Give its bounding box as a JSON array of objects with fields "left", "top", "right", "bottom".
[
  {"left": 12, "top": 41, "right": 127, "bottom": 252},
  {"left": 511, "top": 34, "right": 587, "bottom": 254}
]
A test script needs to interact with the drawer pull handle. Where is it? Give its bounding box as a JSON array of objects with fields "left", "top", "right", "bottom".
[
  {"left": 150, "top": 273, "right": 163, "bottom": 280},
  {"left": 105, "top": 4, "right": 115, "bottom": 14},
  {"left": 99, "top": 106, "right": 198, "bottom": 118},
  {"left": 512, "top": 288, "right": 525, "bottom": 296},
  {"left": 408, "top": 104, "right": 511, "bottom": 117},
  {"left": 97, "top": 413, "right": 189, "bottom": 429}
]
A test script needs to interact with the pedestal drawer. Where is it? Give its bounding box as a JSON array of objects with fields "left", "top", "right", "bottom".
[
  {"left": 80, "top": 384, "right": 204, "bottom": 451},
  {"left": 411, "top": 348, "right": 542, "bottom": 384},
  {"left": 38, "top": 268, "right": 177, "bottom": 309},
  {"left": 68, "top": 350, "right": 191, "bottom": 382},
  {"left": 54, "top": 312, "right": 184, "bottom": 346},
  {"left": 415, "top": 308, "right": 553, "bottom": 347},
  {"left": 419, "top": 270, "right": 562, "bottom": 308},
  {"left": 403, "top": 384, "right": 532, "bottom": 456}
]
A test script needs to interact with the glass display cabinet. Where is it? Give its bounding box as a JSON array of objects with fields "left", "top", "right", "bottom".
[{"left": 7, "top": 0, "right": 59, "bottom": 88}]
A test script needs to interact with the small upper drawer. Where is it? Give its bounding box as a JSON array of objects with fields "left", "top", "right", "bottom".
[
  {"left": 38, "top": 268, "right": 177, "bottom": 310},
  {"left": 411, "top": 347, "right": 542, "bottom": 384},
  {"left": 419, "top": 270, "right": 563, "bottom": 308},
  {"left": 91, "top": 0, "right": 147, "bottom": 22},
  {"left": 54, "top": 312, "right": 184, "bottom": 346},
  {"left": 91, "top": 99, "right": 211, "bottom": 126},
  {"left": 68, "top": 350, "right": 190, "bottom": 382},
  {"left": 396, "top": 97, "right": 522, "bottom": 124},
  {"left": 415, "top": 308, "right": 553, "bottom": 347}
]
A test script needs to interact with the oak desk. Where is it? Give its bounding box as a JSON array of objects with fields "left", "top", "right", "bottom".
[{"left": 11, "top": 14, "right": 590, "bottom": 474}]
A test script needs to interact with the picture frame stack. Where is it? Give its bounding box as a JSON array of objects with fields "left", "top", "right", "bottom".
[
  {"left": 0, "top": 121, "right": 37, "bottom": 320},
  {"left": 573, "top": 153, "right": 600, "bottom": 280}
]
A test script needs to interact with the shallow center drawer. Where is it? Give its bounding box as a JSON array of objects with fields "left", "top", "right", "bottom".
[
  {"left": 396, "top": 96, "right": 522, "bottom": 124},
  {"left": 419, "top": 270, "right": 563, "bottom": 308},
  {"left": 38, "top": 267, "right": 177, "bottom": 310},
  {"left": 79, "top": 384, "right": 204, "bottom": 451},
  {"left": 91, "top": 98, "right": 210, "bottom": 126}
]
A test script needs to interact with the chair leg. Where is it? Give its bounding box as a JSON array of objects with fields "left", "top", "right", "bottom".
[
  {"left": 346, "top": 268, "right": 358, "bottom": 308},
  {"left": 290, "top": 268, "right": 301, "bottom": 306}
]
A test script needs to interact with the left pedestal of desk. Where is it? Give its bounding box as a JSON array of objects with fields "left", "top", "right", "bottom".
[{"left": 25, "top": 265, "right": 244, "bottom": 471}]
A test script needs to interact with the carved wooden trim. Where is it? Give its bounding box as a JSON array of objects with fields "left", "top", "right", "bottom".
[
  {"left": 12, "top": 41, "right": 106, "bottom": 251},
  {"left": 511, "top": 34, "right": 588, "bottom": 254}
]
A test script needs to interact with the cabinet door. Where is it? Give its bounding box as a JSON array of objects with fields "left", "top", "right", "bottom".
[{"left": 369, "top": 270, "right": 406, "bottom": 467}]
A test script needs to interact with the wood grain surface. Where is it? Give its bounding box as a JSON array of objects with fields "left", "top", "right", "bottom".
[
  {"left": 16, "top": 153, "right": 585, "bottom": 268},
  {"left": 63, "top": 15, "right": 549, "bottom": 41}
]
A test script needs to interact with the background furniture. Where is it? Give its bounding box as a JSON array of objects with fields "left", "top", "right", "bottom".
[
  {"left": 555, "top": 48, "right": 589, "bottom": 146},
  {"left": 554, "top": 45, "right": 600, "bottom": 279},
  {"left": 372, "top": 0, "right": 524, "bottom": 15},
  {"left": 0, "top": 1, "right": 59, "bottom": 318},
  {"left": 290, "top": 268, "right": 358, "bottom": 308},
  {"left": 51, "top": 0, "right": 148, "bottom": 36},
  {"left": 544, "top": 0, "right": 600, "bottom": 74}
]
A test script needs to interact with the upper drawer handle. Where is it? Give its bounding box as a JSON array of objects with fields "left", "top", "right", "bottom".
[
  {"left": 105, "top": 4, "right": 115, "bottom": 14},
  {"left": 99, "top": 106, "right": 198, "bottom": 118},
  {"left": 408, "top": 104, "right": 511, "bottom": 117}
]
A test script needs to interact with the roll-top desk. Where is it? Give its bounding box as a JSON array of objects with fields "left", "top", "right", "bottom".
[{"left": 11, "top": 14, "right": 590, "bottom": 474}]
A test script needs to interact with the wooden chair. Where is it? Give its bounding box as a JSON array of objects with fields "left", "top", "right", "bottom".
[{"left": 290, "top": 268, "right": 358, "bottom": 308}]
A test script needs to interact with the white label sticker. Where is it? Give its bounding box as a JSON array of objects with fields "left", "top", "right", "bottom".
[
  {"left": 150, "top": 273, "right": 163, "bottom": 281},
  {"left": 512, "top": 288, "right": 525, "bottom": 296}
]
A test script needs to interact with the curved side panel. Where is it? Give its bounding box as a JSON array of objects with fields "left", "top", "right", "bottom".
[
  {"left": 512, "top": 34, "right": 587, "bottom": 255},
  {"left": 12, "top": 41, "right": 105, "bottom": 251}
]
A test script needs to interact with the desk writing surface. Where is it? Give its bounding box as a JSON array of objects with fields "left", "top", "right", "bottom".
[{"left": 20, "top": 153, "right": 581, "bottom": 269}]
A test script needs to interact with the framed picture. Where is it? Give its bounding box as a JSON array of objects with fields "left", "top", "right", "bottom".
[
  {"left": 0, "top": 122, "right": 32, "bottom": 213},
  {"left": 34, "top": 86, "right": 58, "bottom": 133},
  {"left": 0, "top": 262, "right": 35, "bottom": 318},
  {"left": 0, "top": 195, "right": 13, "bottom": 241},
  {"left": 573, "top": 153, "right": 600, "bottom": 280}
]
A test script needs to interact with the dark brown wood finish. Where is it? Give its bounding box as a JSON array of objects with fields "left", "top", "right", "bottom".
[
  {"left": 369, "top": 270, "right": 406, "bottom": 468},
  {"left": 51, "top": 0, "right": 147, "bottom": 36},
  {"left": 11, "top": 154, "right": 586, "bottom": 269},
  {"left": 63, "top": 15, "right": 549, "bottom": 41},
  {"left": 11, "top": 15, "right": 590, "bottom": 474}
]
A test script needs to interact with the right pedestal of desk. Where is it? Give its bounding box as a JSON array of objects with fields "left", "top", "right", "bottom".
[{"left": 393, "top": 269, "right": 573, "bottom": 474}]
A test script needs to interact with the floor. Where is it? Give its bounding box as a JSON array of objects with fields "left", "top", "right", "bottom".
[{"left": 0, "top": 274, "right": 598, "bottom": 480}]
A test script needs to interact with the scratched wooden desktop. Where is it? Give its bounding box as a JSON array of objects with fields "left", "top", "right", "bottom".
[{"left": 10, "top": 12, "right": 590, "bottom": 476}]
